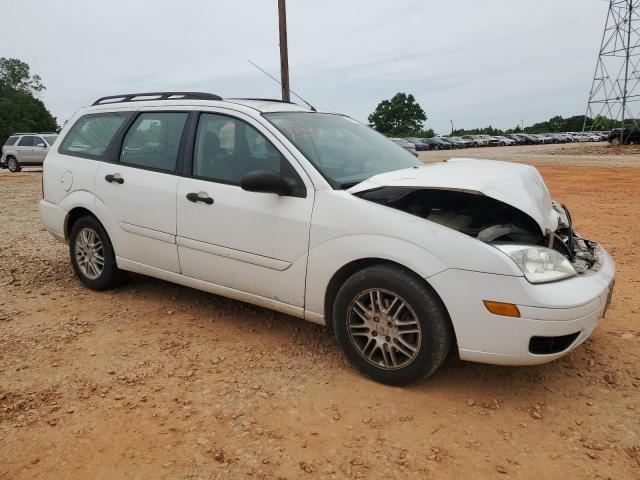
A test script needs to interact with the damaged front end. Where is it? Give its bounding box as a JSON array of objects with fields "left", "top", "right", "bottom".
[{"left": 354, "top": 186, "right": 600, "bottom": 275}]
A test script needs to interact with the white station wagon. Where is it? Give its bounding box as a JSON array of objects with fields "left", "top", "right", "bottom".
[{"left": 39, "top": 92, "right": 615, "bottom": 384}]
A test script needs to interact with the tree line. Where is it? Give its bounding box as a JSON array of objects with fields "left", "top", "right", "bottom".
[
  {"left": 368, "top": 92, "right": 617, "bottom": 137},
  {"left": 0, "top": 58, "right": 58, "bottom": 144}
]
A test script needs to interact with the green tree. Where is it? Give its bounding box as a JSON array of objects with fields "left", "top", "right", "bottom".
[
  {"left": 0, "top": 58, "right": 58, "bottom": 144},
  {"left": 0, "top": 57, "right": 45, "bottom": 94},
  {"left": 368, "top": 93, "right": 427, "bottom": 136}
]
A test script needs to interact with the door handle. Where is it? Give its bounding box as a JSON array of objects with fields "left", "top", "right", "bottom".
[
  {"left": 186, "top": 192, "right": 214, "bottom": 205},
  {"left": 105, "top": 173, "right": 124, "bottom": 184}
]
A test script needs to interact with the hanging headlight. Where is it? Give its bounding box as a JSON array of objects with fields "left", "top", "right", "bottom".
[{"left": 495, "top": 244, "right": 577, "bottom": 284}]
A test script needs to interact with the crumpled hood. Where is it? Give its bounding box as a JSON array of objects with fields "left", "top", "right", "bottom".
[{"left": 348, "top": 158, "right": 559, "bottom": 233}]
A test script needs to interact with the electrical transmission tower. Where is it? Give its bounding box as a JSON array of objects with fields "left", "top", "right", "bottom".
[{"left": 584, "top": 0, "right": 639, "bottom": 136}]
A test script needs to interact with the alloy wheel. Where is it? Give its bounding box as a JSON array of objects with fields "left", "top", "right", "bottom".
[
  {"left": 74, "top": 227, "right": 105, "bottom": 280},
  {"left": 347, "top": 288, "right": 422, "bottom": 370},
  {"left": 7, "top": 158, "right": 18, "bottom": 172}
]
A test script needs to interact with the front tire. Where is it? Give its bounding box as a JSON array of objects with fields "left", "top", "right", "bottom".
[
  {"left": 69, "top": 215, "right": 124, "bottom": 290},
  {"left": 7, "top": 157, "right": 21, "bottom": 172},
  {"left": 333, "top": 265, "right": 453, "bottom": 385}
]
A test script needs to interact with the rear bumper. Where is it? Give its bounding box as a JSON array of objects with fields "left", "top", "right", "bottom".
[
  {"left": 429, "top": 246, "right": 615, "bottom": 366},
  {"left": 39, "top": 199, "right": 66, "bottom": 242}
]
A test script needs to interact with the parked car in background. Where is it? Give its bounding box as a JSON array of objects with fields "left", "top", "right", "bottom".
[
  {"left": 390, "top": 138, "right": 419, "bottom": 156},
  {"left": 440, "top": 137, "right": 469, "bottom": 149},
  {"left": 495, "top": 136, "right": 516, "bottom": 146},
  {"left": 39, "top": 91, "right": 615, "bottom": 385},
  {"left": 436, "top": 137, "right": 456, "bottom": 149},
  {"left": 586, "top": 133, "right": 602, "bottom": 142},
  {"left": 505, "top": 134, "right": 528, "bottom": 145},
  {"left": 608, "top": 126, "right": 640, "bottom": 145},
  {"left": 520, "top": 134, "right": 542, "bottom": 144},
  {"left": 478, "top": 135, "right": 500, "bottom": 146},
  {"left": 449, "top": 137, "right": 473, "bottom": 148},
  {"left": 533, "top": 134, "right": 554, "bottom": 144},
  {"left": 422, "top": 137, "right": 451, "bottom": 150},
  {"left": 1, "top": 132, "right": 58, "bottom": 172},
  {"left": 556, "top": 133, "right": 575, "bottom": 142},
  {"left": 568, "top": 132, "right": 590, "bottom": 142},
  {"left": 461, "top": 135, "right": 488, "bottom": 147},
  {"left": 405, "top": 137, "right": 430, "bottom": 152}
]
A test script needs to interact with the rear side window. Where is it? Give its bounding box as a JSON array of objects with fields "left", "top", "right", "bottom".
[
  {"left": 18, "top": 136, "right": 35, "bottom": 147},
  {"left": 4, "top": 136, "right": 19, "bottom": 146},
  {"left": 120, "top": 112, "right": 188, "bottom": 172},
  {"left": 60, "top": 113, "right": 128, "bottom": 158}
]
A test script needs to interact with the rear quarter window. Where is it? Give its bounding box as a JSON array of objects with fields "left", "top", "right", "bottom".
[
  {"left": 60, "top": 112, "right": 129, "bottom": 158},
  {"left": 4, "top": 136, "right": 19, "bottom": 146}
]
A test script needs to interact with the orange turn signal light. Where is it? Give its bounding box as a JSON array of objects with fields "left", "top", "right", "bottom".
[{"left": 483, "top": 300, "right": 521, "bottom": 318}]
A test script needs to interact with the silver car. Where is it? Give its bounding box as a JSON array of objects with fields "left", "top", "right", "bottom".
[
  {"left": 1, "top": 133, "right": 58, "bottom": 172},
  {"left": 389, "top": 137, "right": 418, "bottom": 156}
]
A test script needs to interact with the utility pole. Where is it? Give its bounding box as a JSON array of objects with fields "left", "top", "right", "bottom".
[
  {"left": 278, "top": 0, "right": 290, "bottom": 102},
  {"left": 449, "top": 120, "right": 453, "bottom": 134}
]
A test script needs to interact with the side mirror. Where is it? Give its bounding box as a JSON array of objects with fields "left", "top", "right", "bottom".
[
  {"left": 37, "top": 143, "right": 46, "bottom": 148},
  {"left": 240, "top": 170, "right": 292, "bottom": 196}
]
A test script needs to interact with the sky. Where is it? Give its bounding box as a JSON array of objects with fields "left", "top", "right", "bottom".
[{"left": 2, "top": 0, "right": 609, "bottom": 134}]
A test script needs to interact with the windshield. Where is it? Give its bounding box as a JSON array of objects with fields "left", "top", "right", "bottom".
[
  {"left": 43, "top": 135, "right": 58, "bottom": 146},
  {"left": 263, "top": 112, "right": 421, "bottom": 188}
]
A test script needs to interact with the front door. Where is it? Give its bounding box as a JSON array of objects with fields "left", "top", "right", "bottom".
[
  {"left": 94, "top": 110, "right": 189, "bottom": 273},
  {"left": 176, "top": 111, "right": 313, "bottom": 308}
]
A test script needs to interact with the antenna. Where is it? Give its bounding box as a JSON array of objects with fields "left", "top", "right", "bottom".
[
  {"left": 247, "top": 59, "right": 317, "bottom": 111},
  {"left": 583, "top": 0, "right": 639, "bottom": 141}
]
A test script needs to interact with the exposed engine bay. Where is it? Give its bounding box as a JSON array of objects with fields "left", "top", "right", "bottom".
[{"left": 355, "top": 187, "right": 600, "bottom": 274}]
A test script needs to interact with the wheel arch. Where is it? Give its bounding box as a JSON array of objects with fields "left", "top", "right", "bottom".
[
  {"left": 65, "top": 206, "right": 96, "bottom": 241},
  {"left": 322, "top": 258, "right": 455, "bottom": 345}
]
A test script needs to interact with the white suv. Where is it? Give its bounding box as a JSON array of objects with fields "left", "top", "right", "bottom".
[
  {"left": 1, "top": 132, "right": 58, "bottom": 172},
  {"left": 39, "top": 92, "right": 615, "bottom": 384}
]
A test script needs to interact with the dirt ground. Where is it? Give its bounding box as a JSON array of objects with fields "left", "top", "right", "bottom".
[{"left": 1, "top": 143, "right": 639, "bottom": 479}]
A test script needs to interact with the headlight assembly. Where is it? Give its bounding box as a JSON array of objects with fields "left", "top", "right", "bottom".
[{"left": 495, "top": 244, "right": 577, "bottom": 284}]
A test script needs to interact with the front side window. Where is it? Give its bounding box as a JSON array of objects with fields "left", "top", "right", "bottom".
[
  {"left": 34, "top": 136, "right": 47, "bottom": 147},
  {"left": 4, "top": 136, "right": 19, "bottom": 146},
  {"left": 18, "top": 136, "right": 35, "bottom": 147},
  {"left": 60, "top": 113, "right": 128, "bottom": 157},
  {"left": 120, "top": 112, "right": 188, "bottom": 171},
  {"left": 264, "top": 112, "right": 421, "bottom": 188},
  {"left": 192, "top": 113, "right": 303, "bottom": 191}
]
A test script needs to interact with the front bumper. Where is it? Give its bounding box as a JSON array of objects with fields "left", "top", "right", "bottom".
[{"left": 428, "top": 246, "right": 615, "bottom": 366}]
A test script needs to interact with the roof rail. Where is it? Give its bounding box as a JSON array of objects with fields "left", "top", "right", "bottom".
[
  {"left": 229, "top": 97, "right": 296, "bottom": 104},
  {"left": 92, "top": 91, "right": 222, "bottom": 106}
]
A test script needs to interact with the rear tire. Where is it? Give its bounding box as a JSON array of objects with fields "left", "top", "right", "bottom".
[
  {"left": 7, "top": 157, "right": 21, "bottom": 173},
  {"left": 333, "top": 264, "right": 453, "bottom": 385},
  {"left": 69, "top": 215, "right": 125, "bottom": 290}
]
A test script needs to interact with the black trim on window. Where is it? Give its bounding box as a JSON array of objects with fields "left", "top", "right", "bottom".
[
  {"left": 108, "top": 110, "right": 192, "bottom": 176},
  {"left": 183, "top": 111, "right": 307, "bottom": 198},
  {"left": 59, "top": 112, "right": 134, "bottom": 161}
]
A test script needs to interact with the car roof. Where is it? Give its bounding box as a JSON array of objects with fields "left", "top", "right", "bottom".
[{"left": 86, "top": 92, "right": 315, "bottom": 115}]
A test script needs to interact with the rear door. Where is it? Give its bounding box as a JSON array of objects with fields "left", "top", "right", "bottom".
[
  {"left": 94, "top": 108, "right": 190, "bottom": 273},
  {"left": 16, "top": 135, "right": 35, "bottom": 163},
  {"left": 176, "top": 110, "right": 313, "bottom": 308}
]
